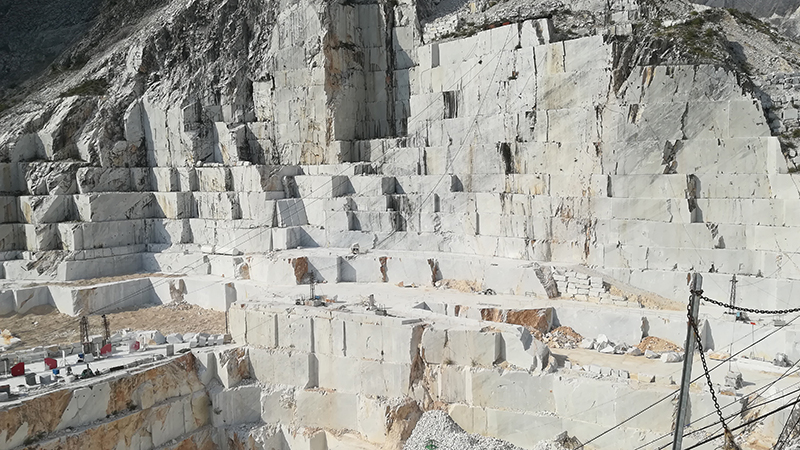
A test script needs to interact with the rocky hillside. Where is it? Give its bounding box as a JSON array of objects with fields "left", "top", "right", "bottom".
[
  {"left": 690, "top": 0, "right": 800, "bottom": 18},
  {"left": 3, "top": 0, "right": 800, "bottom": 310},
  {"left": 1, "top": 0, "right": 799, "bottom": 163}
]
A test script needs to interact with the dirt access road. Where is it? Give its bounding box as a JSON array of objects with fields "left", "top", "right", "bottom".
[{"left": 2, "top": 302, "right": 226, "bottom": 352}]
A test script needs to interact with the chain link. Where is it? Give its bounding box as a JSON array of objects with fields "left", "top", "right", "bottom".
[
  {"left": 700, "top": 294, "right": 800, "bottom": 315},
  {"left": 688, "top": 293, "right": 741, "bottom": 450},
  {"left": 688, "top": 299, "right": 728, "bottom": 429}
]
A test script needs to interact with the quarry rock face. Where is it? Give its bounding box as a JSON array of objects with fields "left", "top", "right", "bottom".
[
  {"left": 0, "top": 353, "right": 208, "bottom": 450},
  {"left": 2, "top": 0, "right": 800, "bottom": 309},
  {"left": 3, "top": 0, "right": 800, "bottom": 448}
]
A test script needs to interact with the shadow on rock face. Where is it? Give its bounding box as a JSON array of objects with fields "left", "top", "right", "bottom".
[{"left": 0, "top": 0, "right": 100, "bottom": 90}]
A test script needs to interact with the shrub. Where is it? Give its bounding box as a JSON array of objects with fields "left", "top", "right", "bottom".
[{"left": 60, "top": 78, "right": 109, "bottom": 97}]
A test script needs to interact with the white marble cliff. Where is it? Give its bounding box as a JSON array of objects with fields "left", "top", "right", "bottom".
[{"left": 3, "top": 0, "right": 800, "bottom": 447}]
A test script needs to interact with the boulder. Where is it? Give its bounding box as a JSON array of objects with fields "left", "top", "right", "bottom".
[
  {"left": 626, "top": 347, "right": 643, "bottom": 356},
  {"left": 580, "top": 338, "right": 596, "bottom": 350},
  {"left": 660, "top": 352, "right": 682, "bottom": 363},
  {"left": 645, "top": 350, "right": 661, "bottom": 359},
  {"left": 708, "top": 351, "right": 731, "bottom": 361},
  {"left": 165, "top": 333, "right": 183, "bottom": 344},
  {"left": 725, "top": 371, "right": 743, "bottom": 389},
  {"left": 138, "top": 330, "right": 166, "bottom": 345},
  {"left": 774, "top": 353, "right": 791, "bottom": 367}
]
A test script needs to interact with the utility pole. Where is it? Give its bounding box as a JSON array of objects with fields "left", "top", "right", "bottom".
[
  {"left": 79, "top": 316, "right": 92, "bottom": 355},
  {"left": 101, "top": 314, "right": 110, "bottom": 345},
  {"left": 673, "top": 272, "right": 703, "bottom": 450},
  {"left": 728, "top": 275, "right": 737, "bottom": 371}
]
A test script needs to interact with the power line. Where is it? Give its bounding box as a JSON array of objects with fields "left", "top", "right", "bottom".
[
  {"left": 583, "top": 310, "right": 800, "bottom": 448},
  {"left": 683, "top": 394, "right": 800, "bottom": 450},
  {"left": 665, "top": 381, "right": 800, "bottom": 449},
  {"left": 635, "top": 358, "right": 800, "bottom": 450}
]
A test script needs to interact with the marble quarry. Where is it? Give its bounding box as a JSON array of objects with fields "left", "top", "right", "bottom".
[{"left": 4, "top": 0, "right": 800, "bottom": 448}]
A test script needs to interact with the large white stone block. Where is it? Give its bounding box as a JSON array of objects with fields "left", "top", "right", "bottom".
[
  {"left": 444, "top": 329, "right": 500, "bottom": 367},
  {"left": 18, "top": 195, "right": 74, "bottom": 224},
  {"left": 210, "top": 384, "right": 262, "bottom": 427},
  {"left": 272, "top": 226, "right": 304, "bottom": 250},
  {"left": 0, "top": 289, "right": 15, "bottom": 316},
  {"left": 250, "top": 347, "right": 315, "bottom": 388},
  {"left": 23, "top": 223, "right": 60, "bottom": 251},
  {"left": 150, "top": 167, "right": 179, "bottom": 192},
  {"left": 485, "top": 408, "right": 565, "bottom": 448},
  {"left": 152, "top": 192, "right": 193, "bottom": 219},
  {"left": 295, "top": 390, "right": 358, "bottom": 430},
  {"left": 230, "top": 165, "right": 299, "bottom": 192},
  {"left": 294, "top": 175, "right": 350, "bottom": 198},
  {"left": 471, "top": 369, "right": 555, "bottom": 412},
  {"left": 521, "top": 18, "right": 554, "bottom": 47},
  {"left": 56, "top": 381, "right": 112, "bottom": 430},
  {"left": 193, "top": 192, "right": 242, "bottom": 220},
  {"left": 359, "top": 359, "right": 411, "bottom": 397},
  {"left": 438, "top": 364, "right": 467, "bottom": 403},
  {"left": 75, "top": 193, "right": 154, "bottom": 222},
  {"left": 350, "top": 211, "right": 398, "bottom": 232},
  {"left": 609, "top": 175, "right": 688, "bottom": 199},
  {"left": 349, "top": 176, "right": 396, "bottom": 196},
  {"left": 276, "top": 311, "right": 313, "bottom": 352},
  {"left": 14, "top": 286, "right": 53, "bottom": 315},
  {"left": 260, "top": 387, "right": 295, "bottom": 425},
  {"left": 76, "top": 168, "right": 135, "bottom": 193},
  {"left": 421, "top": 327, "right": 446, "bottom": 364},
  {"left": 276, "top": 199, "right": 308, "bottom": 227},
  {"left": 500, "top": 326, "right": 550, "bottom": 370},
  {"left": 239, "top": 194, "right": 278, "bottom": 224},
  {"left": 196, "top": 167, "right": 232, "bottom": 192},
  {"left": 63, "top": 220, "right": 146, "bottom": 250}
]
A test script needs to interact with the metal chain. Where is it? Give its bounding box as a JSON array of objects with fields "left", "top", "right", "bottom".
[
  {"left": 700, "top": 295, "right": 800, "bottom": 315},
  {"left": 687, "top": 293, "right": 740, "bottom": 449}
]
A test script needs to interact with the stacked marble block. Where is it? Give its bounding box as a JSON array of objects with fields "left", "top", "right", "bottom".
[
  {"left": 375, "top": 19, "right": 797, "bottom": 306},
  {"left": 218, "top": 303, "right": 739, "bottom": 449},
  {"left": 0, "top": 274, "right": 236, "bottom": 316},
  {"left": 222, "top": 304, "right": 549, "bottom": 445},
  {"left": 221, "top": 304, "right": 428, "bottom": 446},
  {"left": 554, "top": 271, "right": 607, "bottom": 301},
  {"left": 0, "top": 163, "right": 307, "bottom": 280},
  {"left": 152, "top": 165, "right": 296, "bottom": 254},
  {"left": 596, "top": 171, "right": 800, "bottom": 306}
]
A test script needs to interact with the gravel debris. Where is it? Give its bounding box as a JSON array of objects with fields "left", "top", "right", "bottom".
[
  {"left": 543, "top": 326, "right": 583, "bottom": 349},
  {"left": 404, "top": 411, "right": 524, "bottom": 450},
  {"left": 532, "top": 441, "right": 570, "bottom": 450},
  {"left": 637, "top": 336, "right": 683, "bottom": 353}
]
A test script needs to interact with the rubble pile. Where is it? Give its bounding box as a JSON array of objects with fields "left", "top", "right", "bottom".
[
  {"left": 403, "top": 410, "right": 524, "bottom": 450},
  {"left": 543, "top": 326, "right": 583, "bottom": 349},
  {"left": 637, "top": 336, "right": 683, "bottom": 353},
  {"left": 0, "top": 329, "right": 21, "bottom": 351}
]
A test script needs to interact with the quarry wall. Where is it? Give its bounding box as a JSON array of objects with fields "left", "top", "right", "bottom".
[
  {"left": 3, "top": 1, "right": 800, "bottom": 449},
  {"left": 0, "top": 13, "right": 796, "bottom": 314},
  {"left": 0, "top": 353, "right": 209, "bottom": 450}
]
